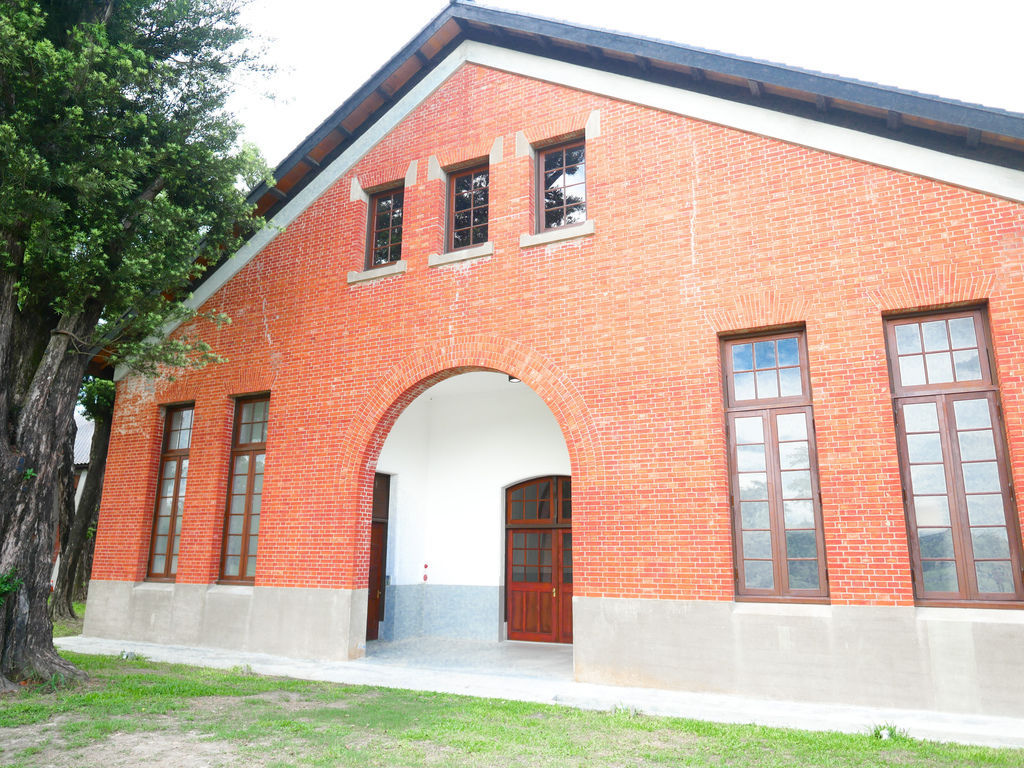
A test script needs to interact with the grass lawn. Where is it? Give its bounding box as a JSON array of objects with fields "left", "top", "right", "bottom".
[{"left": 1, "top": 652, "right": 1022, "bottom": 767}]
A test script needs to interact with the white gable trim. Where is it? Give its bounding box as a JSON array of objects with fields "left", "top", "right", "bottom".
[{"left": 129, "top": 40, "right": 1024, "bottom": 379}]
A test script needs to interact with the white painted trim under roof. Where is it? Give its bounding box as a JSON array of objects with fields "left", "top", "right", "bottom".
[{"left": 119, "top": 40, "right": 1024, "bottom": 380}]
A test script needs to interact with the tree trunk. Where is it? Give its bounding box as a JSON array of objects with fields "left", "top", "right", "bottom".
[
  {"left": 48, "top": 432, "right": 77, "bottom": 620},
  {"left": 50, "top": 413, "right": 112, "bottom": 620},
  {"left": 0, "top": 305, "right": 102, "bottom": 688}
]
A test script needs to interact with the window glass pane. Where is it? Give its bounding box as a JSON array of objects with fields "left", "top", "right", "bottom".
[
  {"left": 780, "top": 470, "right": 811, "bottom": 499},
  {"left": 736, "top": 444, "right": 766, "bottom": 471},
  {"left": 163, "top": 460, "right": 178, "bottom": 479},
  {"left": 755, "top": 370, "right": 779, "bottom": 399},
  {"left": 151, "top": 554, "right": 165, "bottom": 573},
  {"left": 921, "top": 560, "right": 958, "bottom": 593},
  {"left": 778, "top": 367, "right": 802, "bottom": 397},
  {"left": 742, "top": 531, "right": 772, "bottom": 558},
  {"left": 157, "top": 516, "right": 170, "bottom": 535},
  {"left": 785, "top": 530, "right": 817, "bottom": 558},
  {"left": 778, "top": 441, "right": 809, "bottom": 470},
  {"left": 738, "top": 473, "right": 768, "bottom": 500},
  {"left": 948, "top": 316, "right": 977, "bottom": 348},
  {"left": 788, "top": 560, "right": 819, "bottom": 590},
  {"left": 925, "top": 352, "right": 954, "bottom": 383},
  {"left": 777, "top": 337, "right": 799, "bottom": 366},
  {"left": 734, "top": 417, "right": 763, "bottom": 444},
  {"left": 962, "top": 461, "right": 1001, "bottom": 494},
  {"left": 733, "top": 372, "right": 755, "bottom": 400},
  {"left": 958, "top": 429, "right": 996, "bottom": 462},
  {"left": 544, "top": 148, "right": 564, "bottom": 171},
  {"left": 919, "top": 528, "right": 955, "bottom": 558},
  {"left": 566, "top": 145, "right": 585, "bottom": 165},
  {"left": 914, "top": 496, "right": 950, "bottom": 526},
  {"left": 910, "top": 464, "right": 946, "bottom": 494},
  {"left": 229, "top": 514, "right": 244, "bottom": 534},
  {"left": 971, "top": 527, "right": 1010, "bottom": 559},
  {"left": 894, "top": 324, "right": 922, "bottom": 354},
  {"left": 953, "top": 398, "right": 991, "bottom": 430},
  {"left": 783, "top": 500, "right": 814, "bottom": 528},
  {"left": 754, "top": 341, "right": 776, "bottom": 369},
  {"left": 245, "top": 556, "right": 257, "bottom": 578},
  {"left": 226, "top": 536, "right": 242, "bottom": 555},
  {"left": 740, "top": 501, "right": 770, "bottom": 529},
  {"left": 732, "top": 343, "right": 753, "bottom": 372},
  {"left": 898, "top": 355, "right": 926, "bottom": 386},
  {"left": 903, "top": 402, "right": 939, "bottom": 432},
  {"left": 975, "top": 561, "right": 1014, "bottom": 594},
  {"left": 952, "top": 349, "right": 982, "bottom": 381},
  {"left": 966, "top": 494, "right": 1004, "bottom": 526},
  {"left": 239, "top": 423, "right": 253, "bottom": 444},
  {"left": 921, "top": 320, "right": 949, "bottom": 351},
  {"left": 775, "top": 413, "right": 807, "bottom": 442},
  {"left": 906, "top": 433, "right": 943, "bottom": 463},
  {"left": 744, "top": 560, "right": 774, "bottom": 590},
  {"left": 230, "top": 495, "right": 245, "bottom": 515}
]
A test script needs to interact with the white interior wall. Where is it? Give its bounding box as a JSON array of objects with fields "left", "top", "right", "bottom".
[{"left": 376, "top": 372, "right": 570, "bottom": 588}]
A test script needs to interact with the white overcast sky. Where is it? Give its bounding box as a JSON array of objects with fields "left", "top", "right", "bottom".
[{"left": 229, "top": 0, "right": 1024, "bottom": 168}]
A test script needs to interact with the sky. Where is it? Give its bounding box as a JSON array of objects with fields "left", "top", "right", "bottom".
[{"left": 228, "top": 0, "right": 1024, "bottom": 169}]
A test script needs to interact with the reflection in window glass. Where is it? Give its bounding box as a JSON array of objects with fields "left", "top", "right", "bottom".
[
  {"left": 723, "top": 332, "right": 826, "bottom": 600},
  {"left": 886, "top": 310, "right": 1023, "bottom": 601}
]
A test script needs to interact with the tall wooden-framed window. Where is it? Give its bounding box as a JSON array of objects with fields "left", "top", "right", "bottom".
[
  {"left": 448, "top": 165, "right": 489, "bottom": 251},
  {"left": 885, "top": 308, "right": 1024, "bottom": 604},
  {"left": 220, "top": 396, "right": 269, "bottom": 583},
  {"left": 537, "top": 140, "right": 586, "bottom": 231},
  {"left": 367, "top": 186, "right": 404, "bottom": 268},
  {"left": 147, "top": 405, "right": 193, "bottom": 580},
  {"left": 722, "top": 331, "right": 829, "bottom": 600}
]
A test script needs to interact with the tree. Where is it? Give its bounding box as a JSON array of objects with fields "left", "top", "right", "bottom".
[
  {"left": 50, "top": 377, "right": 115, "bottom": 621},
  {"left": 0, "top": 0, "right": 269, "bottom": 689}
]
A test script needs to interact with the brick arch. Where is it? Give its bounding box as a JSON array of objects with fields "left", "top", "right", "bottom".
[{"left": 336, "top": 334, "right": 604, "bottom": 589}]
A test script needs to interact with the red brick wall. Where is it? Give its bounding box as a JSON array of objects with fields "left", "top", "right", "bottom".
[{"left": 93, "top": 63, "right": 1024, "bottom": 607}]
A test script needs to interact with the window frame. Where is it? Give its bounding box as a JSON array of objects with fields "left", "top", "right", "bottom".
[
  {"left": 147, "top": 404, "right": 194, "bottom": 581},
  {"left": 365, "top": 186, "right": 405, "bottom": 269},
  {"left": 218, "top": 395, "right": 270, "bottom": 584},
  {"left": 884, "top": 308, "right": 1024, "bottom": 605},
  {"left": 535, "top": 139, "right": 587, "bottom": 233},
  {"left": 447, "top": 164, "right": 489, "bottom": 252},
  {"left": 722, "top": 330, "right": 830, "bottom": 602}
]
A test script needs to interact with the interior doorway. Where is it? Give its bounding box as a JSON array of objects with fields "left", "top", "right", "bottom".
[
  {"left": 366, "top": 472, "right": 390, "bottom": 640},
  {"left": 505, "top": 476, "right": 573, "bottom": 643}
]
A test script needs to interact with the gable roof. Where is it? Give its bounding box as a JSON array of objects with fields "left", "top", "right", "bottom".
[{"left": 247, "top": 0, "right": 1024, "bottom": 225}]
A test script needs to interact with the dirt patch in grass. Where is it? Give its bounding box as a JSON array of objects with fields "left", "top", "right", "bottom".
[{"left": 46, "top": 729, "right": 249, "bottom": 768}]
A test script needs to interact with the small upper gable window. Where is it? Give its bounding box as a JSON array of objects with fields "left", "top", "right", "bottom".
[
  {"left": 367, "top": 187, "right": 404, "bottom": 268},
  {"left": 449, "top": 166, "right": 489, "bottom": 251},
  {"left": 538, "top": 141, "right": 586, "bottom": 231}
]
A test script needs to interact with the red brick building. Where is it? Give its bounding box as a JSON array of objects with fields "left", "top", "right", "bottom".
[{"left": 86, "top": 3, "right": 1024, "bottom": 716}]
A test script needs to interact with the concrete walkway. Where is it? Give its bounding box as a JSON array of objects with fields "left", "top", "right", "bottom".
[{"left": 55, "top": 635, "right": 1024, "bottom": 750}]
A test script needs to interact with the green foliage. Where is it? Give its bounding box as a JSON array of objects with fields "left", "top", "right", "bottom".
[
  {"left": 0, "top": 0, "right": 272, "bottom": 374},
  {"left": 78, "top": 377, "right": 115, "bottom": 423},
  {"left": 0, "top": 568, "right": 23, "bottom": 606},
  {"left": 20, "top": 467, "right": 37, "bottom": 481}
]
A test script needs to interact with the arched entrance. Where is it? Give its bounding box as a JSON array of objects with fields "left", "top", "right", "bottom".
[
  {"left": 367, "top": 371, "right": 571, "bottom": 643},
  {"left": 506, "top": 476, "right": 573, "bottom": 643}
]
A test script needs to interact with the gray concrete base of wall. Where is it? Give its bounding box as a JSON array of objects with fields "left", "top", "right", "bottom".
[
  {"left": 83, "top": 580, "right": 367, "bottom": 661},
  {"left": 379, "top": 584, "right": 501, "bottom": 641},
  {"left": 573, "top": 596, "right": 1024, "bottom": 719}
]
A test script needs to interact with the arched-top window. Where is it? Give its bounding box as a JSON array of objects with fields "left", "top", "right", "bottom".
[{"left": 506, "top": 476, "right": 571, "bottom": 526}]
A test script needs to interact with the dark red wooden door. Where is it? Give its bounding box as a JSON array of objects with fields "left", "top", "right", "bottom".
[
  {"left": 366, "top": 522, "right": 386, "bottom": 640},
  {"left": 506, "top": 529, "right": 573, "bottom": 642},
  {"left": 366, "top": 473, "right": 390, "bottom": 641},
  {"left": 507, "top": 529, "right": 556, "bottom": 641}
]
